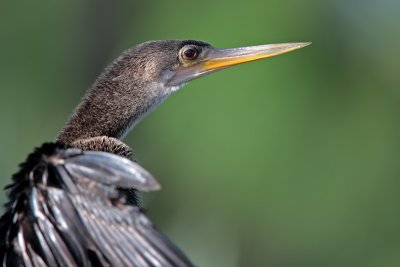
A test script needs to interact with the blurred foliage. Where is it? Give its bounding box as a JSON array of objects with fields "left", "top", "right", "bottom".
[{"left": 1, "top": 0, "right": 400, "bottom": 266}]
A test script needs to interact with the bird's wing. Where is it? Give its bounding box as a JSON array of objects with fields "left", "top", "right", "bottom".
[{"left": 0, "top": 143, "right": 194, "bottom": 267}]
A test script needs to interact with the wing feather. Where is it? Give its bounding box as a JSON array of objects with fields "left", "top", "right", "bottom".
[
  {"left": 0, "top": 143, "right": 194, "bottom": 266},
  {"left": 65, "top": 151, "right": 160, "bottom": 191}
]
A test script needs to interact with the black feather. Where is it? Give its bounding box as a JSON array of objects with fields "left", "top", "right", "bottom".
[{"left": 0, "top": 143, "right": 194, "bottom": 267}]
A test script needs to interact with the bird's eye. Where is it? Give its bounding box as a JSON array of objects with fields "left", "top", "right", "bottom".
[{"left": 180, "top": 46, "right": 199, "bottom": 61}]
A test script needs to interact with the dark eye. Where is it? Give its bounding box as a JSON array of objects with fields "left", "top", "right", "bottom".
[{"left": 181, "top": 46, "right": 199, "bottom": 60}]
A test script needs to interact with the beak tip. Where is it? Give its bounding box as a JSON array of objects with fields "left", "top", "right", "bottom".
[
  {"left": 286, "top": 42, "right": 311, "bottom": 53},
  {"left": 298, "top": 42, "right": 312, "bottom": 48}
]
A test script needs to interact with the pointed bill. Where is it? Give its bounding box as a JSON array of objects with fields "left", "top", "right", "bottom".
[{"left": 168, "top": 42, "right": 311, "bottom": 86}]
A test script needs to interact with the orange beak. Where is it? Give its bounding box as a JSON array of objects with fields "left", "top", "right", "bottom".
[{"left": 168, "top": 42, "right": 310, "bottom": 86}]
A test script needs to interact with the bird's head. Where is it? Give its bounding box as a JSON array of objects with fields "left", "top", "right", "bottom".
[{"left": 114, "top": 39, "right": 310, "bottom": 93}]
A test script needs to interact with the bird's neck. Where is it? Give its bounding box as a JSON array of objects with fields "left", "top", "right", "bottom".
[{"left": 56, "top": 76, "right": 172, "bottom": 145}]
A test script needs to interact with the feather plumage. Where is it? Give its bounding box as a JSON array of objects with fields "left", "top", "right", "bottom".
[{"left": 0, "top": 143, "right": 194, "bottom": 267}]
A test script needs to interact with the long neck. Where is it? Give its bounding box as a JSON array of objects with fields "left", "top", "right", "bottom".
[{"left": 56, "top": 68, "right": 170, "bottom": 145}]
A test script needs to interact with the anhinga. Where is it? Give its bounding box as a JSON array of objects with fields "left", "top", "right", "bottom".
[{"left": 0, "top": 40, "right": 309, "bottom": 266}]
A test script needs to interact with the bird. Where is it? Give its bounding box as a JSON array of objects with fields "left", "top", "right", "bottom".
[{"left": 0, "top": 40, "right": 309, "bottom": 266}]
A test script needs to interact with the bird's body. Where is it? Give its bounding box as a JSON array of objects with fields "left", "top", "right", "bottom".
[{"left": 0, "top": 40, "right": 309, "bottom": 266}]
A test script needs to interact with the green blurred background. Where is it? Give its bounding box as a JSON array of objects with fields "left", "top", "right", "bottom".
[{"left": 1, "top": 0, "right": 400, "bottom": 266}]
